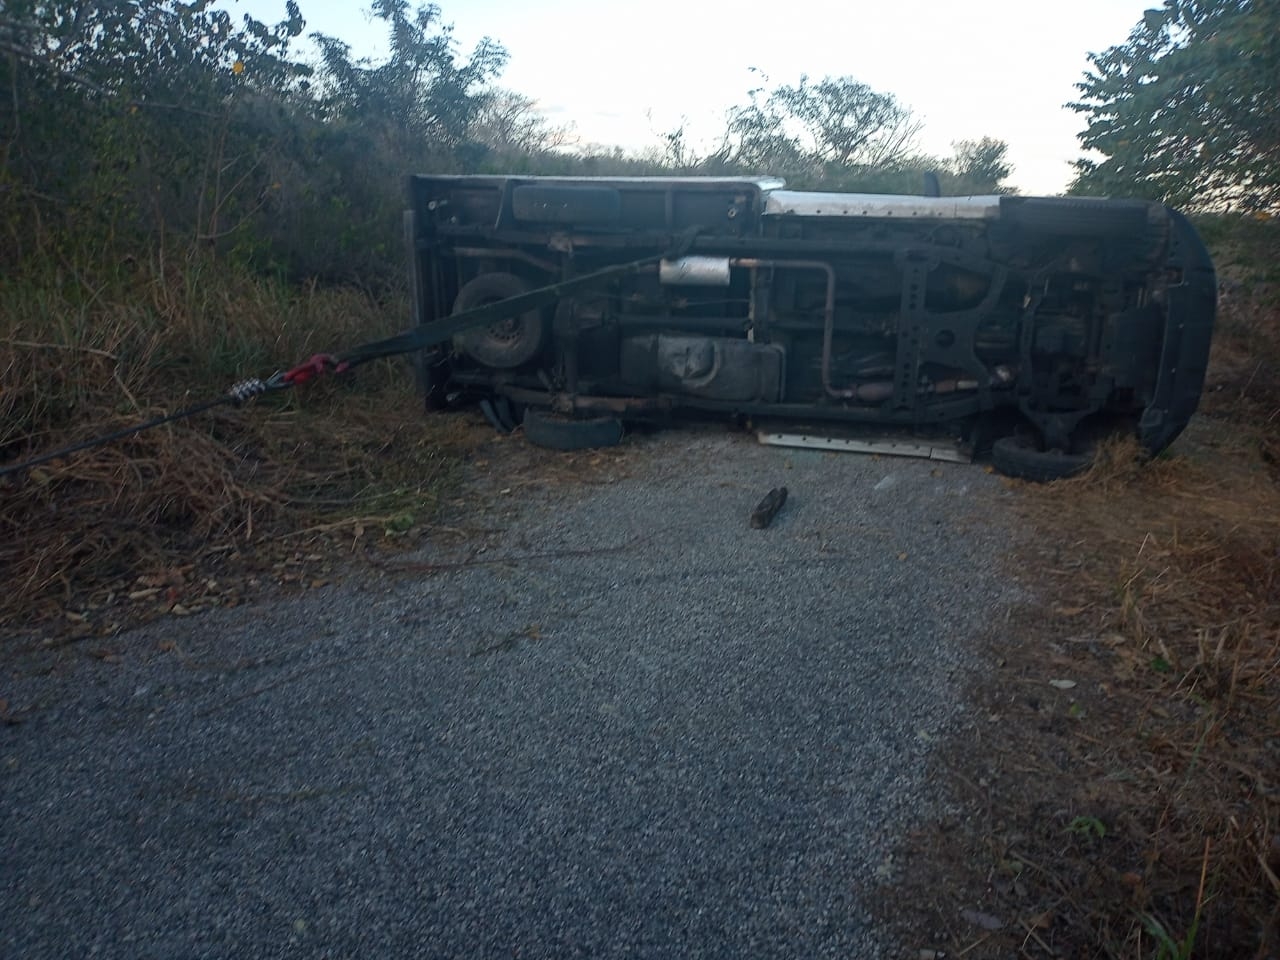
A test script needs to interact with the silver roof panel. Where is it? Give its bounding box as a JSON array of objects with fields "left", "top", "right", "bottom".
[
  {"left": 764, "top": 191, "right": 1001, "bottom": 219},
  {"left": 412, "top": 174, "right": 788, "bottom": 190}
]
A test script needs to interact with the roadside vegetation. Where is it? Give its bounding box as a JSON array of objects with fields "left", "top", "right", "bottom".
[{"left": 3, "top": 0, "right": 1278, "bottom": 956}]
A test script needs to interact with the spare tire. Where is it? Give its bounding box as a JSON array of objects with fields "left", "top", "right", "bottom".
[
  {"left": 523, "top": 409, "right": 624, "bottom": 451},
  {"left": 452, "top": 272, "right": 547, "bottom": 369},
  {"left": 992, "top": 434, "right": 1092, "bottom": 483}
]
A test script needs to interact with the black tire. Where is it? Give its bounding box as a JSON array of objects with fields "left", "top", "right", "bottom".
[
  {"left": 523, "top": 409, "right": 624, "bottom": 451},
  {"left": 452, "top": 272, "right": 547, "bottom": 369},
  {"left": 992, "top": 434, "right": 1092, "bottom": 482},
  {"left": 1005, "top": 197, "right": 1150, "bottom": 238}
]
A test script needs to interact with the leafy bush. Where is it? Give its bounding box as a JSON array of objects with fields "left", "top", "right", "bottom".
[{"left": 1071, "top": 0, "right": 1280, "bottom": 210}]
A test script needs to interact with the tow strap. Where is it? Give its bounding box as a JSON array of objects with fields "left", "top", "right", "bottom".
[{"left": 0, "top": 244, "right": 684, "bottom": 479}]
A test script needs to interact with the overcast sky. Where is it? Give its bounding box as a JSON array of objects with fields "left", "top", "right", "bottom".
[{"left": 227, "top": 0, "right": 1153, "bottom": 195}]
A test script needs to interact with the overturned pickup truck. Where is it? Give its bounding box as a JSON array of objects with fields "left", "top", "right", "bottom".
[{"left": 404, "top": 175, "right": 1215, "bottom": 479}]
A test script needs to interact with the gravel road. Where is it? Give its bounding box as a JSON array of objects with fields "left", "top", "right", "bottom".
[{"left": 2, "top": 425, "right": 1018, "bottom": 959}]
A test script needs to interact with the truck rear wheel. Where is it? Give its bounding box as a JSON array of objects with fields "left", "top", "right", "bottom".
[{"left": 452, "top": 272, "right": 547, "bottom": 369}]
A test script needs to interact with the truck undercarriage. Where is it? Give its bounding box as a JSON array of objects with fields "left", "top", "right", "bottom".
[{"left": 405, "top": 175, "right": 1216, "bottom": 478}]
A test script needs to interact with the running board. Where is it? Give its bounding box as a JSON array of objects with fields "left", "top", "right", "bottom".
[{"left": 756, "top": 430, "right": 972, "bottom": 463}]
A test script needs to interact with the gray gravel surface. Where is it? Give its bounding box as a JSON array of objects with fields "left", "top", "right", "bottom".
[{"left": 1, "top": 426, "right": 1018, "bottom": 959}]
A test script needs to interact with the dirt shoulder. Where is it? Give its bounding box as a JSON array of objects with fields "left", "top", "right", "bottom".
[{"left": 876, "top": 386, "right": 1280, "bottom": 954}]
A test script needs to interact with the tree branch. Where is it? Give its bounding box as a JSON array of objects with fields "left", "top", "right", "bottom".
[{"left": 0, "top": 39, "right": 219, "bottom": 119}]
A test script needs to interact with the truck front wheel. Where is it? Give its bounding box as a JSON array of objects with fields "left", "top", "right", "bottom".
[
  {"left": 522, "top": 410, "right": 624, "bottom": 451},
  {"left": 991, "top": 434, "right": 1092, "bottom": 482}
]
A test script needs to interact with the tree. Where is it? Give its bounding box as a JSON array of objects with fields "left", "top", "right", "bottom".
[
  {"left": 311, "top": 1, "right": 506, "bottom": 155},
  {"left": 469, "top": 89, "right": 571, "bottom": 155},
  {"left": 773, "top": 75, "right": 920, "bottom": 170},
  {"left": 1069, "top": 0, "right": 1280, "bottom": 210},
  {"left": 0, "top": 0, "right": 310, "bottom": 263},
  {"left": 951, "top": 137, "right": 1014, "bottom": 194},
  {"left": 713, "top": 72, "right": 806, "bottom": 171},
  {"left": 711, "top": 72, "right": 919, "bottom": 177},
  {"left": 0, "top": 0, "right": 306, "bottom": 103},
  {"left": 292, "top": 2, "right": 511, "bottom": 280}
]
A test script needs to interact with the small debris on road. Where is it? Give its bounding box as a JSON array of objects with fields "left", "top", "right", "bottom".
[{"left": 749, "top": 486, "right": 788, "bottom": 528}]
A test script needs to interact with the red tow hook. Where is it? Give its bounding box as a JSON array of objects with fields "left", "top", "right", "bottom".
[{"left": 281, "top": 354, "right": 350, "bottom": 386}]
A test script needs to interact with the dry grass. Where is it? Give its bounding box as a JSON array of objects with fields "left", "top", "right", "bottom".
[
  {"left": 882, "top": 438, "right": 1280, "bottom": 959},
  {"left": 880, "top": 217, "right": 1280, "bottom": 958},
  {"left": 1, "top": 387, "right": 480, "bottom": 637},
  {"left": 1002, "top": 445, "right": 1277, "bottom": 954},
  {"left": 0, "top": 249, "right": 478, "bottom": 641}
]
